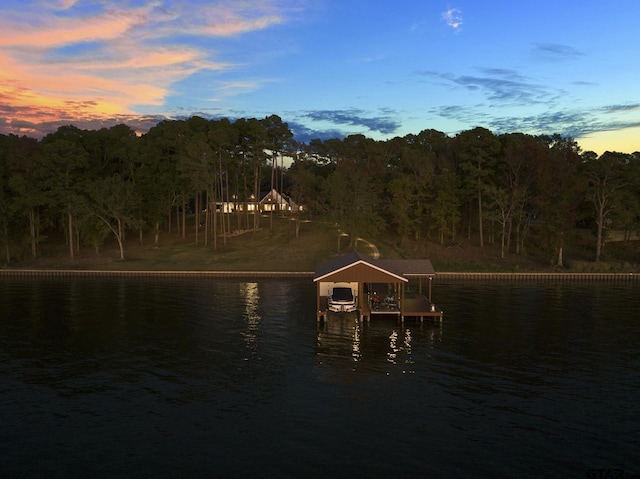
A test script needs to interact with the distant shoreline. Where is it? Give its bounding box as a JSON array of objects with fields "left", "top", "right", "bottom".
[{"left": 1, "top": 269, "right": 637, "bottom": 281}]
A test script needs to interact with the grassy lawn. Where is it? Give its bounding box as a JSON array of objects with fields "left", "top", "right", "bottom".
[
  {"left": 12, "top": 215, "right": 342, "bottom": 271},
  {"left": 5, "top": 214, "right": 640, "bottom": 273}
]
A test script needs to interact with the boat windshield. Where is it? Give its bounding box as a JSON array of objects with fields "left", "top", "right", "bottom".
[{"left": 332, "top": 287, "right": 353, "bottom": 301}]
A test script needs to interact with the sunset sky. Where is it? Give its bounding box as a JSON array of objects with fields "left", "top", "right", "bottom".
[{"left": 1, "top": 0, "right": 639, "bottom": 154}]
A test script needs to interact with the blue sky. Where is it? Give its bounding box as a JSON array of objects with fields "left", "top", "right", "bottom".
[{"left": 1, "top": 0, "right": 639, "bottom": 154}]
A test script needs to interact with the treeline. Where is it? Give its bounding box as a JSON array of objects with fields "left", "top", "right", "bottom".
[
  {"left": 294, "top": 128, "right": 640, "bottom": 266},
  {"left": 1, "top": 115, "right": 639, "bottom": 266}
]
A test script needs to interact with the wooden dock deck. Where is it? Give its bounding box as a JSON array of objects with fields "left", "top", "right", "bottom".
[
  {"left": 401, "top": 295, "right": 444, "bottom": 323},
  {"left": 318, "top": 294, "right": 443, "bottom": 324}
]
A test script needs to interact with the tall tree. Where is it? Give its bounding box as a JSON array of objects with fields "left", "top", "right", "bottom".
[
  {"left": 454, "top": 127, "right": 500, "bottom": 247},
  {"left": 176, "top": 118, "right": 213, "bottom": 245},
  {"left": 583, "top": 150, "right": 629, "bottom": 262},
  {"left": 139, "top": 120, "right": 186, "bottom": 246},
  {"left": 325, "top": 155, "right": 384, "bottom": 249},
  {"left": 616, "top": 152, "right": 640, "bottom": 243},
  {"left": 533, "top": 136, "right": 585, "bottom": 267},
  {"left": 261, "top": 115, "right": 293, "bottom": 230},
  {"left": 498, "top": 133, "right": 542, "bottom": 254},
  {"left": 385, "top": 133, "right": 437, "bottom": 241},
  {"left": 236, "top": 118, "right": 268, "bottom": 233},
  {"left": 86, "top": 174, "right": 139, "bottom": 260},
  {"left": 37, "top": 129, "right": 89, "bottom": 260},
  {"left": 2, "top": 135, "right": 41, "bottom": 261},
  {"left": 0, "top": 135, "right": 14, "bottom": 263},
  {"left": 431, "top": 172, "right": 462, "bottom": 244},
  {"left": 288, "top": 156, "right": 328, "bottom": 237},
  {"left": 387, "top": 174, "right": 417, "bottom": 245},
  {"left": 208, "top": 118, "right": 237, "bottom": 246},
  {"left": 484, "top": 183, "right": 511, "bottom": 258}
]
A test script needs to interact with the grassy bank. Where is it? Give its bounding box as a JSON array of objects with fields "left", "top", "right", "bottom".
[{"left": 4, "top": 215, "right": 639, "bottom": 273}]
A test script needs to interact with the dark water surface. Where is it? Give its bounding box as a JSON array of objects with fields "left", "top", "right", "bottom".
[{"left": 1, "top": 277, "right": 638, "bottom": 478}]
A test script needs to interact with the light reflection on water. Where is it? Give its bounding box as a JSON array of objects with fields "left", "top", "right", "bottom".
[
  {"left": 0, "top": 277, "right": 639, "bottom": 478},
  {"left": 240, "top": 282, "right": 260, "bottom": 355}
]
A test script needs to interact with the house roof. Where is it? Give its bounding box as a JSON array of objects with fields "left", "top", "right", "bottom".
[
  {"left": 313, "top": 251, "right": 435, "bottom": 283},
  {"left": 259, "top": 188, "right": 289, "bottom": 205}
]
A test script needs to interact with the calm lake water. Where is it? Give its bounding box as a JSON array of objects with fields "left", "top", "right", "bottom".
[{"left": 1, "top": 276, "right": 639, "bottom": 478}]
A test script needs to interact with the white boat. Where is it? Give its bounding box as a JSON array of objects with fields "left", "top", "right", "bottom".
[{"left": 327, "top": 282, "right": 358, "bottom": 313}]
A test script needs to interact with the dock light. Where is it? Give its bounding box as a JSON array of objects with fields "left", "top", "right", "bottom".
[{"left": 430, "top": 304, "right": 435, "bottom": 312}]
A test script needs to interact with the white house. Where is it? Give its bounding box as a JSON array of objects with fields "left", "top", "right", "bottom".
[{"left": 258, "top": 189, "right": 302, "bottom": 212}]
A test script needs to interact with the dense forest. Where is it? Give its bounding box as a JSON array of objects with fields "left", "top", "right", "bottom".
[{"left": 1, "top": 114, "right": 639, "bottom": 268}]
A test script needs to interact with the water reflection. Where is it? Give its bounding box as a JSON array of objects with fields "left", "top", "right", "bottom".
[
  {"left": 387, "top": 330, "right": 398, "bottom": 363},
  {"left": 387, "top": 329, "right": 416, "bottom": 372},
  {"left": 316, "top": 315, "right": 361, "bottom": 369},
  {"left": 316, "top": 317, "right": 440, "bottom": 375},
  {"left": 240, "top": 282, "right": 261, "bottom": 351},
  {"left": 403, "top": 328, "right": 414, "bottom": 366}
]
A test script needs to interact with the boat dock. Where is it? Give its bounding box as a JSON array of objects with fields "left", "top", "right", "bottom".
[
  {"left": 314, "top": 252, "right": 443, "bottom": 324},
  {"left": 317, "top": 293, "right": 443, "bottom": 323},
  {"left": 362, "top": 295, "right": 443, "bottom": 323}
]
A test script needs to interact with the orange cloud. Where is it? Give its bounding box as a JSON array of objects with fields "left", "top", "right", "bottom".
[
  {"left": 0, "top": 1, "right": 294, "bottom": 137},
  {"left": 0, "top": 10, "right": 143, "bottom": 48},
  {"left": 204, "top": 15, "right": 283, "bottom": 36},
  {"left": 0, "top": 47, "right": 162, "bottom": 105},
  {"left": 50, "top": 0, "right": 81, "bottom": 10},
  {"left": 0, "top": 80, "right": 123, "bottom": 124},
  {"left": 194, "top": 1, "right": 285, "bottom": 37}
]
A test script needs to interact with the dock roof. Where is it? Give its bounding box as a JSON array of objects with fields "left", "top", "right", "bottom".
[
  {"left": 313, "top": 251, "right": 435, "bottom": 283},
  {"left": 377, "top": 259, "right": 436, "bottom": 277}
]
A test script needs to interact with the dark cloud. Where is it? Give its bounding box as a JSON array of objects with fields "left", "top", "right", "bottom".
[
  {"left": 573, "top": 80, "right": 596, "bottom": 87},
  {"left": 431, "top": 105, "right": 485, "bottom": 127},
  {"left": 300, "top": 109, "right": 401, "bottom": 135},
  {"left": 487, "top": 110, "right": 591, "bottom": 138},
  {"left": 431, "top": 102, "right": 640, "bottom": 141},
  {"left": 502, "top": 110, "right": 640, "bottom": 139},
  {"left": 0, "top": 104, "right": 18, "bottom": 114},
  {"left": 418, "top": 68, "right": 552, "bottom": 104},
  {"left": 419, "top": 65, "right": 640, "bottom": 143},
  {"left": 601, "top": 103, "right": 640, "bottom": 114},
  {"left": 533, "top": 43, "right": 585, "bottom": 61},
  {"left": 286, "top": 121, "right": 346, "bottom": 143},
  {"left": 455, "top": 75, "right": 547, "bottom": 102}
]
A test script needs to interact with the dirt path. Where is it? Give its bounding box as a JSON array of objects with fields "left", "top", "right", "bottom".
[{"left": 356, "top": 237, "right": 380, "bottom": 259}]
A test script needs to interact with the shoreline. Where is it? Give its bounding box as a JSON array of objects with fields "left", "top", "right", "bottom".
[{"left": 0, "top": 269, "right": 638, "bottom": 281}]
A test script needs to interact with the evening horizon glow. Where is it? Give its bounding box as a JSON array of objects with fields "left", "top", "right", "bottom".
[{"left": 1, "top": 0, "right": 639, "bottom": 155}]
